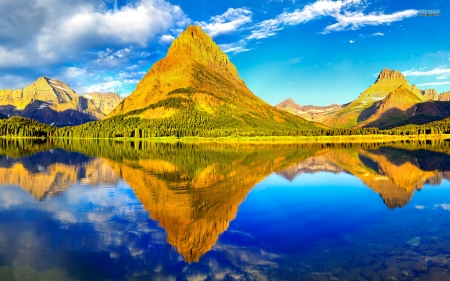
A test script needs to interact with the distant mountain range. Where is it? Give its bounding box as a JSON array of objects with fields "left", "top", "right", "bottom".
[
  {"left": 277, "top": 69, "right": 450, "bottom": 129},
  {"left": 0, "top": 77, "right": 123, "bottom": 126}
]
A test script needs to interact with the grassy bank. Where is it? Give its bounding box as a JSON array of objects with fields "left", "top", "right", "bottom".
[{"left": 41, "top": 134, "right": 450, "bottom": 143}]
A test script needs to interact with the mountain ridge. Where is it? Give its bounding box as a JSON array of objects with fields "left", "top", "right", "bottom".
[{"left": 0, "top": 77, "right": 123, "bottom": 126}]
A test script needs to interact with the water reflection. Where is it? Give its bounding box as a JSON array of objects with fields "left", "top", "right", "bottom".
[
  {"left": 1, "top": 140, "right": 450, "bottom": 280},
  {"left": 276, "top": 146, "right": 450, "bottom": 209}
]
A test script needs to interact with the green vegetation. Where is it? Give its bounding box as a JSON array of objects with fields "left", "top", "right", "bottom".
[
  {"left": 2, "top": 112, "right": 450, "bottom": 140},
  {"left": 0, "top": 116, "right": 55, "bottom": 137}
]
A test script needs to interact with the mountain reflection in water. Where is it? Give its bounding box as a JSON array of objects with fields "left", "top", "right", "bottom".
[{"left": 1, "top": 139, "right": 450, "bottom": 280}]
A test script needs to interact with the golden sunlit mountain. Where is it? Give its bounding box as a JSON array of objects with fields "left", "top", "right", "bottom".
[
  {"left": 0, "top": 77, "right": 123, "bottom": 126},
  {"left": 107, "top": 25, "right": 317, "bottom": 132}
]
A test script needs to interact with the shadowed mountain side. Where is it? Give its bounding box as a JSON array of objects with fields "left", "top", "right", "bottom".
[{"left": 63, "top": 142, "right": 319, "bottom": 262}]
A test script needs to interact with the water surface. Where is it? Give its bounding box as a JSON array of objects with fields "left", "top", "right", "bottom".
[{"left": 1, "top": 140, "right": 450, "bottom": 280}]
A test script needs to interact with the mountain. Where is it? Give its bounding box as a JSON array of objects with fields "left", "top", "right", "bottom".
[
  {"left": 0, "top": 77, "right": 122, "bottom": 126},
  {"left": 276, "top": 68, "right": 450, "bottom": 129},
  {"left": 275, "top": 98, "right": 343, "bottom": 123},
  {"left": 106, "top": 25, "right": 317, "bottom": 135},
  {"left": 82, "top": 92, "right": 123, "bottom": 115},
  {"left": 422, "top": 89, "right": 439, "bottom": 101},
  {"left": 321, "top": 69, "right": 428, "bottom": 128},
  {"left": 439, "top": 91, "right": 450, "bottom": 101},
  {"left": 358, "top": 85, "right": 425, "bottom": 128}
]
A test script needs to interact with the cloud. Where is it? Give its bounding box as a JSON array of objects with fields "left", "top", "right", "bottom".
[
  {"left": 289, "top": 57, "right": 303, "bottom": 64},
  {"left": 435, "top": 203, "right": 450, "bottom": 211},
  {"left": 350, "top": 40, "right": 355, "bottom": 43},
  {"left": 197, "top": 8, "right": 252, "bottom": 38},
  {"left": 403, "top": 67, "right": 450, "bottom": 78},
  {"left": 0, "top": 0, "right": 189, "bottom": 69},
  {"left": 372, "top": 32, "right": 384, "bottom": 36},
  {"left": 247, "top": 0, "right": 416, "bottom": 39},
  {"left": 63, "top": 67, "right": 87, "bottom": 78},
  {"left": 416, "top": 81, "right": 450, "bottom": 86},
  {"left": 322, "top": 9, "right": 417, "bottom": 33},
  {"left": 160, "top": 34, "right": 175, "bottom": 44},
  {"left": 219, "top": 40, "right": 251, "bottom": 54}
]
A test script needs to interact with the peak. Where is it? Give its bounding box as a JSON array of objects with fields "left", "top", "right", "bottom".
[
  {"left": 166, "top": 25, "right": 239, "bottom": 78},
  {"left": 284, "top": 98, "right": 296, "bottom": 103},
  {"left": 375, "top": 68, "right": 408, "bottom": 84}
]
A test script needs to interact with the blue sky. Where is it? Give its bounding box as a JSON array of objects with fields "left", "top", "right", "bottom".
[{"left": 0, "top": 0, "right": 448, "bottom": 106}]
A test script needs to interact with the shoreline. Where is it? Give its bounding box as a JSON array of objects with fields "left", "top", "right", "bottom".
[{"left": 2, "top": 134, "right": 450, "bottom": 143}]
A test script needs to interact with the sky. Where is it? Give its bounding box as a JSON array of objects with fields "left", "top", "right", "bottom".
[{"left": 0, "top": 0, "right": 448, "bottom": 106}]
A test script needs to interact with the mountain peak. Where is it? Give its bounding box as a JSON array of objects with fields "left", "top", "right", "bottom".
[
  {"left": 166, "top": 25, "right": 239, "bottom": 78},
  {"left": 375, "top": 68, "right": 408, "bottom": 84}
]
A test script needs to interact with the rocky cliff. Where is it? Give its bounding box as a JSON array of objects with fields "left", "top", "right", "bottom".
[
  {"left": 422, "top": 89, "right": 439, "bottom": 101},
  {"left": 0, "top": 77, "right": 122, "bottom": 126}
]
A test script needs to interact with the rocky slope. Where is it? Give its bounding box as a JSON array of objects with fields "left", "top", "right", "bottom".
[
  {"left": 107, "top": 25, "right": 316, "bottom": 132},
  {"left": 275, "top": 98, "right": 343, "bottom": 123},
  {"left": 0, "top": 77, "right": 122, "bottom": 126},
  {"left": 83, "top": 92, "right": 123, "bottom": 115},
  {"left": 422, "top": 89, "right": 439, "bottom": 101},
  {"left": 439, "top": 91, "right": 450, "bottom": 101}
]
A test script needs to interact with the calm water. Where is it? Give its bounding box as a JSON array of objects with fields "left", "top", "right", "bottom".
[{"left": 1, "top": 140, "right": 450, "bottom": 280}]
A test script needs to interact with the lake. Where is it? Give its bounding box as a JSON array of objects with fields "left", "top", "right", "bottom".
[{"left": 1, "top": 139, "right": 450, "bottom": 280}]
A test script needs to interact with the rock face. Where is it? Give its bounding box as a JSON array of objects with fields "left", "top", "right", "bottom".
[
  {"left": 108, "top": 25, "right": 316, "bottom": 131},
  {"left": 275, "top": 98, "right": 343, "bottom": 122},
  {"left": 83, "top": 92, "right": 123, "bottom": 115},
  {"left": 0, "top": 77, "right": 122, "bottom": 126},
  {"left": 439, "top": 91, "right": 450, "bottom": 101},
  {"left": 0, "top": 77, "right": 78, "bottom": 110},
  {"left": 422, "top": 89, "right": 439, "bottom": 101}
]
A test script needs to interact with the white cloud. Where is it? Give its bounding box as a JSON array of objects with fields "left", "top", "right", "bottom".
[
  {"left": 416, "top": 81, "right": 450, "bottom": 86},
  {"left": 435, "top": 203, "right": 450, "bottom": 211},
  {"left": 0, "top": 0, "right": 189, "bottom": 68},
  {"left": 403, "top": 67, "right": 450, "bottom": 77},
  {"left": 350, "top": 40, "right": 355, "bottom": 43},
  {"left": 247, "top": 0, "right": 416, "bottom": 39},
  {"left": 197, "top": 8, "right": 252, "bottom": 38},
  {"left": 219, "top": 40, "right": 251, "bottom": 54},
  {"left": 63, "top": 67, "right": 87, "bottom": 78},
  {"left": 160, "top": 34, "right": 175, "bottom": 44},
  {"left": 323, "top": 9, "right": 417, "bottom": 33}
]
